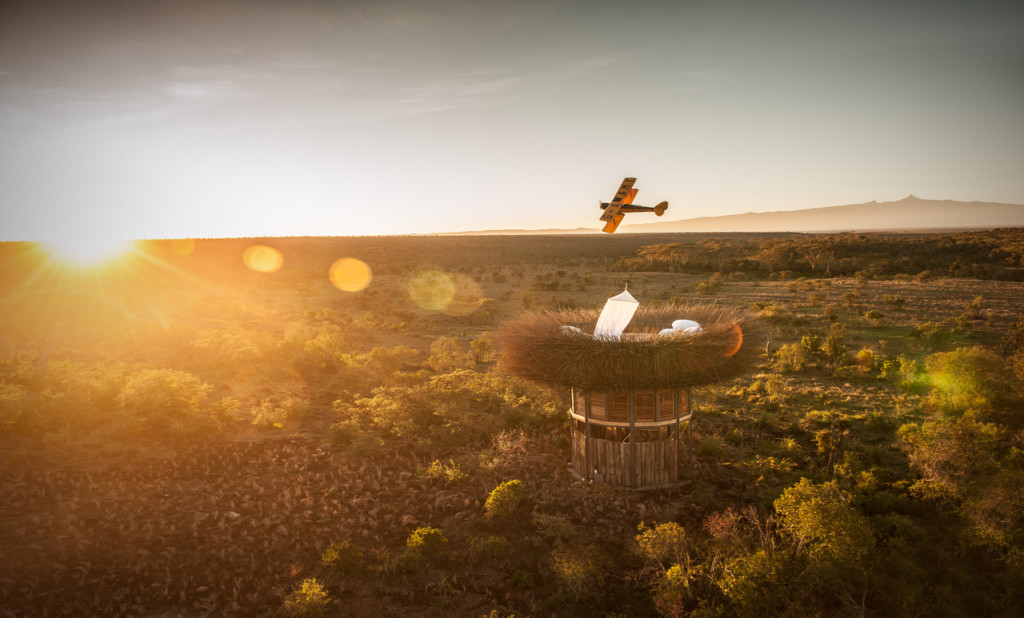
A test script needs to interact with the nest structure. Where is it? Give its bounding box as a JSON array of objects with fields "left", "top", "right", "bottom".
[{"left": 499, "top": 303, "right": 767, "bottom": 392}]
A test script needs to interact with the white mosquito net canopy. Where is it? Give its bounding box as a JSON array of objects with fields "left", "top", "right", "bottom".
[{"left": 593, "top": 289, "right": 639, "bottom": 340}]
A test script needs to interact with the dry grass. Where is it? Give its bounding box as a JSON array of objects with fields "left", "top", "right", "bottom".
[{"left": 498, "top": 303, "right": 768, "bottom": 391}]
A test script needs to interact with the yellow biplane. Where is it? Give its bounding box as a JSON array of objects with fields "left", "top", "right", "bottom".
[{"left": 599, "top": 177, "right": 668, "bottom": 233}]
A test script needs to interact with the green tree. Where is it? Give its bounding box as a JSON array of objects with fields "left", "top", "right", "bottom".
[
  {"left": 898, "top": 414, "right": 1005, "bottom": 503},
  {"left": 924, "top": 347, "right": 1007, "bottom": 413},
  {"left": 821, "top": 325, "right": 848, "bottom": 368},
  {"left": 774, "top": 478, "right": 873, "bottom": 564},
  {"left": 470, "top": 332, "right": 498, "bottom": 364}
]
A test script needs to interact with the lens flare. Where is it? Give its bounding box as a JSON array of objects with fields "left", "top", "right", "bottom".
[
  {"left": 442, "top": 273, "right": 484, "bottom": 316},
  {"left": 724, "top": 322, "right": 744, "bottom": 358},
  {"left": 243, "top": 245, "right": 283, "bottom": 273},
  {"left": 408, "top": 270, "right": 456, "bottom": 311},
  {"left": 329, "top": 257, "right": 372, "bottom": 292}
]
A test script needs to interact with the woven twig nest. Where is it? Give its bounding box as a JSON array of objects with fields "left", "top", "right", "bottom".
[{"left": 498, "top": 303, "right": 767, "bottom": 391}]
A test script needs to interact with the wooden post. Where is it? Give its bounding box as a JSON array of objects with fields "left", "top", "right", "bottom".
[
  {"left": 627, "top": 390, "right": 637, "bottom": 488},
  {"left": 673, "top": 388, "right": 680, "bottom": 482},
  {"left": 687, "top": 387, "right": 694, "bottom": 469},
  {"left": 584, "top": 392, "right": 592, "bottom": 481}
]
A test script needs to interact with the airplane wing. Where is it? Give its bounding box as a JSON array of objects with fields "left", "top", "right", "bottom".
[
  {"left": 600, "top": 177, "right": 637, "bottom": 222},
  {"left": 602, "top": 213, "right": 625, "bottom": 233},
  {"left": 611, "top": 177, "right": 636, "bottom": 206}
]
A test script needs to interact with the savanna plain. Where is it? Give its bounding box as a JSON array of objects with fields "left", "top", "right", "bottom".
[{"left": 2, "top": 230, "right": 1023, "bottom": 617}]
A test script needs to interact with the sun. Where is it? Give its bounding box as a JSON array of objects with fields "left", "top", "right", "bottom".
[{"left": 40, "top": 233, "right": 136, "bottom": 268}]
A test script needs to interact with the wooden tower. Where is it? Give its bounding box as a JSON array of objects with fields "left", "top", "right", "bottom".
[
  {"left": 569, "top": 387, "right": 692, "bottom": 488},
  {"left": 498, "top": 298, "right": 767, "bottom": 491}
]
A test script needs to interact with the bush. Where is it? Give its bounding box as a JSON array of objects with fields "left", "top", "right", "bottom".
[
  {"left": 924, "top": 347, "right": 1007, "bottom": 413},
  {"left": 550, "top": 546, "right": 600, "bottom": 602},
  {"left": 321, "top": 541, "right": 363, "bottom": 576},
  {"left": 426, "top": 336, "right": 475, "bottom": 373},
  {"left": 282, "top": 578, "right": 331, "bottom": 617},
  {"left": 800, "top": 334, "right": 821, "bottom": 353},
  {"left": 252, "top": 396, "right": 307, "bottom": 428},
  {"left": 821, "top": 325, "right": 847, "bottom": 367},
  {"left": 485, "top": 480, "right": 525, "bottom": 518},
  {"left": 774, "top": 478, "right": 873, "bottom": 564},
  {"left": 881, "top": 354, "right": 919, "bottom": 388},
  {"left": 407, "top": 527, "right": 448, "bottom": 558},
  {"left": 774, "top": 343, "right": 809, "bottom": 373},
  {"left": 698, "top": 436, "right": 728, "bottom": 458},
  {"left": 115, "top": 368, "right": 223, "bottom": 438},
  {"left": 910, "top": 321, "right": 948, "bottom": 347},
  {"left": 635, "top": 522, "right": 689, "bottom": 571},
  {"left": 864, "top": 309, "right": 885, "bottom": 325},
  {"left": 421, "top": 458, "right": 467, "bottom": 486},
  {"left": 898, "top": 414, "right": 1005, "bottom": 503},
  {"left": 854, "top": 348, "right": 875, "bottom": 373},
  {"left": 467, "top": 535, "right": 510, "bottom": 561}
]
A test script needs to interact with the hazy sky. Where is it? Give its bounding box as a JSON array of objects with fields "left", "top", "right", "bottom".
[{"left": 2, "top": 0, "right": 1022, "bottom": 240}]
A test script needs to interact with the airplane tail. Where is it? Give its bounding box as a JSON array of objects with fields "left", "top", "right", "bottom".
[{"left": 654, "top": 201, "right": 668, "bottom": 216}]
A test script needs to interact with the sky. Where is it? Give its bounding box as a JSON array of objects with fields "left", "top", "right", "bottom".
[{"left": 1, "top": 0, "right": 1023, "bottom": 240}]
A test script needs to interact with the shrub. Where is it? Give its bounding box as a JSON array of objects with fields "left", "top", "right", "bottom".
[
  {"left": 190, "top": 328, "right": 261, "bottom": 368},
  {"left": 115, "top": 368, "right": 223, "bottom": 438},
  {"left": 635, "top": 522, "right": 690, "bottom": 570},
  {"left": 635, "top": 522, "right": 693, "bottom": 609},
  {"left": 881, "top": 354, "right": 919, "bottom": 388},
  {"left": 883, "top": 295, "right": 907, "bottom": 309},
  {"left": 854, "top": 348, "right": 875, "bottom": 373},
  {"left": 774, "top": 343, "right": 809, "bottom": 373},
  {"left": 467, "top": 535, "right": 510, "bottom": 561},
  {"left": 282, "top": 578, "right": 331, "bottom": 617},
  {"left": 800, "top": 334, "right": 821, "bottom": 353},
  {"left": 483, "top": 428, "right": 529, "bottom": 471},
  {"left": 774, "top": 478, "right": 873, "bottom": 564},
  {"left": 910, "top": 321, "right": 948, "bottom": 347},
  {"left": 485, "top": 480, "right": 525, "bottom": 518},
  {"left": 252, "top": 396, "right": 307, "bottom": 428},
  {"left": 421, "top": 459, "right": 467, "bottom": 486},
  {"left": 426, "top": 336, "right": 475, "bottom": 372},
  {"left": 698, "top": 436, "right": 728, "bottom": 458},
  {"left": 898, "top": 414, "right": 1005, "bottom": 503},
  {"left": 470, "top": 332, "right": 498, "bottom": 364},
  {"left": 550, "top": 546, "right": 600, "bottom": 602},
  {"left": 924, "top": 347, "right": 1006, "bottom": 413},
  {"left": 322, "top": 541, "right": 363, "bottom": 576},
  {"left": 821, "top": 325, "right": 847, "bottom": 367},
  {"left": 695, "top": 273, "right": 723, "bottom": 295},
  {"left": 407, "top": 527, "right": 448, "bottom": 558}
]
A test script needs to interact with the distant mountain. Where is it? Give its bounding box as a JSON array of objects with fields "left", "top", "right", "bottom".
[
  {"left": 448, "top": 196, "right": 1024, "bottom": 235},
  {"left": 617, "top": 196, "right": 1024, "bottom": 233}
]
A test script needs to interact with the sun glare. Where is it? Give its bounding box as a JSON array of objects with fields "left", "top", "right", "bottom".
[{"left": 40, "top": 234, "right": 135, "bottom": 268}]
